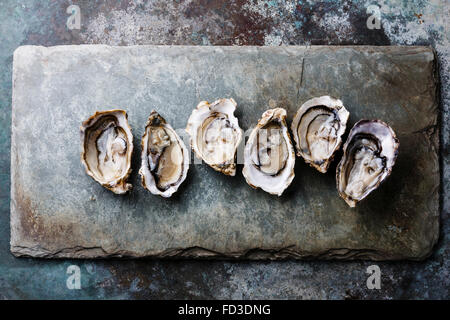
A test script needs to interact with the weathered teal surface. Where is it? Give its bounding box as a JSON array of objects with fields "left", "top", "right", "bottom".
[
  {"left": 0, "top": 0, "right": 448, "bottom": 300},
  {"left": 11, "top": 45, "right": 439, "bottom": 260}
]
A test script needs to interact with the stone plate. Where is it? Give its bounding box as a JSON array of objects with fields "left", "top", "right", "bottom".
[{"left": 10, "top": 45, "right": 439, "bottom": 260}]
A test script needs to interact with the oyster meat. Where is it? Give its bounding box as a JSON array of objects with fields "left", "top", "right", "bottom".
[
  {"left": 243, "top": 108, "right": 295, "bottom": 196},
  {"left": 291, "top": 96, "right": 349, "bottom": 173},
  {"left": 336, "top": 120, "right": 399, "bottom": 207},
  {"left": 80, "top": 109, "right": 133, "bottom": 194},
  {"left": 186, "top": 98, "right": 242, "bottom": 176},
  {"left": 140, "top": 111, "right": 189, "bottom": 198}
]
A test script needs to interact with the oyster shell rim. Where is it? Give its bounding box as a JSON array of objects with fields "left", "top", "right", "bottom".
[
  {"left": 336, "top": 119, "right": 400, "bottom": 207},
  {"left": 242, "top": 107, "right": 296, "bottom": 196},
  {"left": 139, "top": 110, "right": 190, "bottom": 198},
  {"left": 80, "top": 109, "right": 133, "bottom": 194},
  {"left": 185, "top": 98, "right": 242, "bottom": 176},
  {"left": 291, "top": 95, "right": 350, "bottom": 173}
]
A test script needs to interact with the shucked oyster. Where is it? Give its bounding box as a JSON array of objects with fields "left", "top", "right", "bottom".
[
  {"left": 140, "top": 111, "right": 189, "bottom": 198},
  {"left": 243, "top": 108, "right": 296, "bottom": 196},
  {"left": 80, "top": 109, "right": 133, "bottom": 194},
  {"left": 186, "top": 98, "right": 242, "bottom": 176},
  {"left": 337, "top": 120, "right": 399, "bottom": 207},
  {"left": 291, "top": 96, "right": 349, "bottom": 173}
]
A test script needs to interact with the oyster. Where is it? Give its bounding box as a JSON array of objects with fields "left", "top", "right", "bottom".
[
  {"left": 243, "top": 108, "right": 295, "bottom": 196},
  {"left": 80, "top": 109, "right": 133, "bottom": 194},
  {"left": 186, "top": 98, "right": 242, "bottom": 176},
  {"left": 291, "top": 96, "right": 349, "bottom": 173},
  {"left": 140, "top": 111, "right": 189, "bottom": 198},
  {"left": 336, "top": 120, "right": 399, "bottom": 207}
]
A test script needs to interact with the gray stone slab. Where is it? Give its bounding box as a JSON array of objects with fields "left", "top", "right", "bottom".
[{"left": 10, "top": 45, "right": 439, "bottom": 260}]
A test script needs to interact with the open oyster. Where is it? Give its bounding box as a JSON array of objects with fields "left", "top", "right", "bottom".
[
  {"left": 80, "top": 109, "right": 133, "bottom": 194},
  {"left": 186, "top": 98, "right": 242, "bottom": 176},
  {"left": 140, "top": 111, "right": 189, "bottom": 198},
  {"left": 336, "top": 120, "right": 399, "bottom": 207},
  {"left": 243, "top": 108, "right": 295, "bottom": 196},
  {"left": 291, "top": 96, "right": 349, "bottom": 173}
]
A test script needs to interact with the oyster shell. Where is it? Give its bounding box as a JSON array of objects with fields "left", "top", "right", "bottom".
[
  {"left": 336, "top": 120, "right": 399, "bottom": 207},
  {"left": 243, "top": 108, "right": 295, "bottom": 196},
  {"left": 291, "top": 96, "right": 349, "bottom": 173},
  {"left": 186, "top": 98, "right": 242, "bottom": 176},
  {"left": 140, "top": 111, "right": 189, "bottom": 198},
  {"left": 80, "top": 109, "right": 133, "bottom": 194}
]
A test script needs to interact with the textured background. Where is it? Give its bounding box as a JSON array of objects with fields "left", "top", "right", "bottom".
[{"left": 0, "top": 0, "right": 448, "bottom": 299}]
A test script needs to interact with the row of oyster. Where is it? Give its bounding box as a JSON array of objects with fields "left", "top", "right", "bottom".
[
  {"left": 80, "top": 96, "right": 399, "bottom": 207},
  {"left": 80, "top": 109, "right": 189, "bottom": 198}
]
